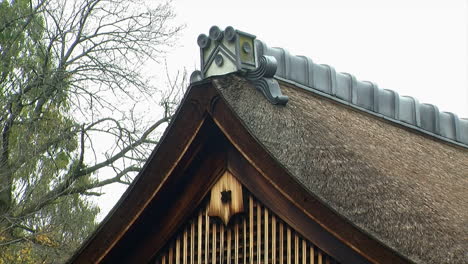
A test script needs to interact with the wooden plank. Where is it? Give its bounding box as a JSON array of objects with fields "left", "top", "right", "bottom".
[
  {"left": 243, "top": 213, "right": 247, "bottom": 264},
  {"left": 272, "top": 215, "right": 276, "bottom": 264},
  {"left": 212, "top": 221, "right": 217, "bottom": 264},
  {"left": 235, "top": 221, "right": 239, "bottom": 264},
  {"left": 295, "top": 232, "right": 299, "bottom": 264},
  {"left": 318, "top": 251, "right": 323, "bottom": 264},
  {"left": 227, "top": 227, "right": 232, "bottom": 264},
  {"left": 220, "top": 224, "right": 225, "bottom": 264},
  {"left": 169, "top": 246, "right": 173, "bottom": 264},
  {"left": 279, "top": 222, "right": 284, "bottom": 264},
  {"left": 183, "top": 228, "right": 187, "bottom": 264},
  {"left": 310, "top": 245, "right": 315, "bottom": 264},
  {"left": 249, "top": 196, "right": 253, "bottom": 264},
  {"left": 190, "top": 221, "right": 194, "bottom": 264},
  {"left": 205, "top": 209, "right": 209, "bottom": 264},
  {"left": 302, "top": 239, "right": 307, "bottom": 264},
  {"left": 176, "top": 237, "right": 180, "bottom": 264},
  {"left": 257, "top": 201, "right": 261, "bottom": 264},
  {"left": 264, "top": 208, "right": 269, "bottom": 264},
  {"left": 287, "top": 227, "right": 291, "bottom": 264},
  {"left": 197, "top": 211, "right": 202, "bottom": 264}
]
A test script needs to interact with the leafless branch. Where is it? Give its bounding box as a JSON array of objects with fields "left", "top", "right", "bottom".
[{"left": 0, "top": 0, "right": 185, "bottom": 257}]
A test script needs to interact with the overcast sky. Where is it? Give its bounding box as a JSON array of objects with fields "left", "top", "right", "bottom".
[
  {"left": 168, "top": 0, "right": 468, "bottom": 117},
  {"left": 96, "top": 0, "right": 468, "bottom": 220}
]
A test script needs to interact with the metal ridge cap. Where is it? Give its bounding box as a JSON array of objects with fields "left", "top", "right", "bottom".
[
  {"left": 255, "top": 39, "right": 468, "bottom": 148},
  {"left": 273, "top": 75, "right": 468, "bottom": 149}
]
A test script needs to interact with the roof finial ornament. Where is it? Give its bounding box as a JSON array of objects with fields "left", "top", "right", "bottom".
[{"left": 190, "top": 25, "right": 288, "bottom": 105}]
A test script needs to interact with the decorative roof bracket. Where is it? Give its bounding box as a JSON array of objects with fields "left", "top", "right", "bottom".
[
  {"left": 190, "top": 26, "right": 288, "bottom": 105},
  {"left": 243, "top": 55, "right": 288, "bottom": 105}
]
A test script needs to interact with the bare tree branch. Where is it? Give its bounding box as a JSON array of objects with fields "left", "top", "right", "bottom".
[{"left": 0, "top": 0, "right": 185, "bottom": 261}]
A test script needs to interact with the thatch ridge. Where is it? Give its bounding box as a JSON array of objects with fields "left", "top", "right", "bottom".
[{"left": 256, "top": 40, "right": 468, "bottom": 147}]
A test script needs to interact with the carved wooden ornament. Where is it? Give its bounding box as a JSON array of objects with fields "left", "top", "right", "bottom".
[{"left": 207, "top": 171, "right": 244, "bottom": 225}]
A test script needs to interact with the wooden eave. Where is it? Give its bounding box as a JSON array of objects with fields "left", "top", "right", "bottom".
[{"left": 69, "top": 77, "right": 412, "bottom": 264}]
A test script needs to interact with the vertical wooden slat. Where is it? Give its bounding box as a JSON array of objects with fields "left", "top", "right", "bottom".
[
  {"left": 287, "top": 227, "right": 291, "bottom": 264},
  {"left": 243, "top": 213, "right": 247, "bottom": 264},
  {"left": 227, "top": 227, "right": 232, "bottom": 264},
  {"left": 235, "top": 221, "right": 239, "bottom": 264},
  {"left": 212, "top": 221, "right": 217, "bottom": 264},
  {"left": 325, "top": 255, "right": 330, "bottom": 264},
  {"left": 257, "top": 201, "right": 261, "bottom": 264},
  {"left": 310, "top": 245, "right": 315, "bottom": 264},
  {"left": 176, "top": 237, "right": 180, "bottom": 264},
  {"left": 295, "top": 233, "right": 299, "bottom": 264},
  {"left": 302, "top": 239, "right": 307, "bottom": 264},
  {"left": 318, "top": 250, "right": 323, "bottom": 264},
  {"left": 249, "top": 196, "right": 254, "bottom": 264},
  {"left": 190, "top": 221, "right": 194, "bottom": 264},
  {"left": 169, "top": 246, "right": 173, "bottom": 264},
  {"left": 272, "top": 215, "right": 276, "bottom": 264},
  {"left": 264, "top": 208, "right": 269, "bottom": 264},
  {"left": 205, "top": 209, "right": 209, "bottom": 264},
  {"left": 220, "top": 224, "right": 224, "bottom": 264},
  {"left": 279, "top": 222, "right": 284, "bottom": 264},
  {"left": 162, "top": 255, "right": 166, "bottom": 264},
  {"left": 197, "top": 211, "right": 202, "bottom": 264},
  {"left": 183, "top": 228, "right": 188, "bottom": 264}
]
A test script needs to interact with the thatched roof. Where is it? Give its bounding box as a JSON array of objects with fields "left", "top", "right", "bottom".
[{"left": 213, "top": 74, "right": 468, "bottom": 264}]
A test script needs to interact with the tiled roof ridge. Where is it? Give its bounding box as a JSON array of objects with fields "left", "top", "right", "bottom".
[{"left": 256, "top": 40, "right": 468, "bottom": 148}]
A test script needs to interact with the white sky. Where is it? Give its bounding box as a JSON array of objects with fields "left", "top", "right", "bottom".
[
  {"left": 168, "top": 0, "right": 468, "bottom": 116},
  {"left": 96, "top": 0, "right": 468, "bottom": 220}
]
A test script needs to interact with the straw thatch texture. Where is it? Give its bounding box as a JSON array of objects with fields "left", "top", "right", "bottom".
[{"left": 214, "top": 75, "right": 468, "bottom": 264}]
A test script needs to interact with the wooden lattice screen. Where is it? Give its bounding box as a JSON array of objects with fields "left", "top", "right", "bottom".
[{"left": 153, "top": 192, "right": 339, "bottom": 264}]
